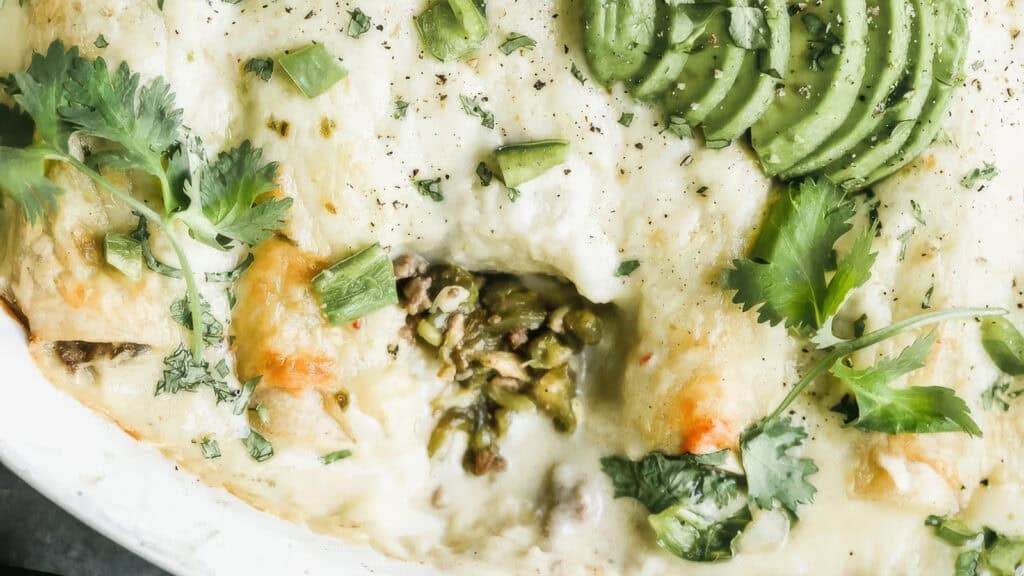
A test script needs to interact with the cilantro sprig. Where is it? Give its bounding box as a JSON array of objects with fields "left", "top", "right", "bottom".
[{"left": 0, "top": 41, "right": 290, "bottom": 358}]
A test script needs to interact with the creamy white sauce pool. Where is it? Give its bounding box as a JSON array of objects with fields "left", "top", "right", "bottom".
[{"left": 1, "top": 1, "right": 1024, "bottom": 575}]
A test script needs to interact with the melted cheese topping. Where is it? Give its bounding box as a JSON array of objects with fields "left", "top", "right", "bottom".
[{"left": 2, "top": 1, "right": 1024, "bottom": 575}]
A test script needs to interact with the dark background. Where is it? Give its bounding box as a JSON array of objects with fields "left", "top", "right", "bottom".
[{"left": 0, "top": 464, "right": 169, "bottom": 576}]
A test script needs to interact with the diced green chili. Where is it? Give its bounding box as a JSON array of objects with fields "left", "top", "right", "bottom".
[
  {"left": 494, "top": 139, "right": 570, "bottom": 188},
  {"left": 104, "top": 233, "right": 143, "bottom": 280},
  {"left": 528, "top": 332, "right": 573, "bottom": 369},
  {"left": 312, "top": 244, "right": 399, "bottom": 325},
  {"left": 277, "top": 44, "right": 348, "bottom": 98},
  {"left": 564, "top": 308, "right": 604, "bottom": 345},
  {"left": 531, "top": 365, "right": 577, "bottom": 432},
  {"left": 414, "top": 0, "right": 489, "bottom": 62}
]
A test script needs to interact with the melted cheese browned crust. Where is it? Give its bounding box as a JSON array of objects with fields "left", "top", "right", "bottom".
[{"left": 2, "top": 1, "right": 1024, "bottom": 575}]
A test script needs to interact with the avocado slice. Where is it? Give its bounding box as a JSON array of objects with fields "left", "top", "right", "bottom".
[
  {"left": 824, "top": 0, "right": 936, "bottom": 189},
  {"left": 701, "top": 0, "right": 789, "bottom": 147},
  {"left": 663, "top": 0, "right": 748, "bottom": 127},
  {"left": 583, "top": 0, "right": 660, "bottom": 87},
  {"left": 632, "top": 4, "right": 699, "bottom": 101},
  {"left": 861, "top": 0, "right": 969, "bottom": 187},
  {"left": 780, "top": 0, "right": 911, "bottom": 178},
  {"left": 750, "top": 0, "right": 868, "bottom": 176}
]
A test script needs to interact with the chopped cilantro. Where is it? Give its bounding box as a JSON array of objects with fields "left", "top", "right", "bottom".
[
  {"left": 981, "top": 379, "right": 1022, "bottom": 412},
  {"left": 393, "top": 98, "right": 410, "bottom": 120},
  {"left": 243, "top": 57, "right": 274, "bottom": 81},
  {"left": 961, "top": 162, "right": 998, "bottom": 189},
  {"left": 459, "top": 94, "right": 495, "bottom": 129},
  {"left": 414, "top": 177, "right": 444, "bottom": 201},
  {"left": 499, "top": 33, "right": 537, "bottom": 55},
  {"left": 615, "top": 260, "right": 640, "bottom": 277},
  {"left": 570, "top": 62, "right": 586, "bottom": 84},
  {"left": 170, "top": 295, "right": 224, "bottom": 346},
  {"left": 666, "top": 114, "right": 692, "bottom": 139},
  {"left": 476, "top": 161, "right": 493, "bottom": 186},
  {"left": 94, "top": 35, "right": 108, "bottom": 49},
  {"left": 321, "top": 449, "right": 353, "bottom": 464},
  {"left": 347, "top": 8, "right": 372, "bottom": 38}
]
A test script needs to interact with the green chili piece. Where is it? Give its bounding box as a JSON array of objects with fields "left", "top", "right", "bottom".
[
  {"left": 277, "top": 44, "right": 348, "bottom": 98},
  {"left": 487, "top": 382, "right": 536, "bottom": 412},
  {"left": 532, "top": 365, "right": 577, "bottom": 433},
  {"left": 528, "top": 332, "right": 573, "bottom": 369},
  {"left": 414, "top": 0, "right": 489, "bottom": 62},
  {"left": 494, "top": 139, "right": 570, "bottom": 188},
  {"left": 103, "top": 233, "right": 143, "bottom": 280},
  {"left": 312, "top": 244, "right": 399, "bottom": 325},
  {"left": 564, "top": 308, "right": 604, "bottom": 345}
]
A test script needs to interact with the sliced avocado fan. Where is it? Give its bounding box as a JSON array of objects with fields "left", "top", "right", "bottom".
[
  {"left": 632, "top": 2, "right": 701, "bottom": 101},
  {"left": 583, "top": 0, "right": 660, "bottom": 87},
  {"left": 750, "top": 0, "right": 869, "bottom": 176},
  {"left": 824, "top": 0, "right": 937, "bottom": 189},
  {"left": 781, "top": 0, "right": 912, "bottom": 178},
  {"left": 663, "top": 0, "right": 748, "bottom": 127},
  {"left": 861, "top": 0, "right": 969, "bottom": 187},
  {"left": 701, "top": 0, "right": 789, "bottom": 148}
]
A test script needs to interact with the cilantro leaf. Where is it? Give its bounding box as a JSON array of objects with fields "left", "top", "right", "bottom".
[
  {"left": 981, "top": 316, "right": 1024, "bottom": 375},
  {"left": 156, "top": 345, "right": 216, "bottom": 395},
  {"left": 499, "top": 33, "right": 537, "bottom": 55},
  {"left": 648, "top": 500, "right": 751, "bottom": 562},
  {"left": 347, "top": 8, "right": 372, "bottom": 38},
  {"left": 830, "top": 331, "right": 982, "bottom": 436},
  {"left": 62, "top": 57, "right": 183, "bottom": 204},
  {"left": 170, "top": 294, "right": 224, "bottom": 346},
  {"left": 725, "top": 178, "right": 873, "bottom": 336},
  {"left": 600, "top": 451, "right": 741, "bottom": 513},
  {"left": 615, "top": 259, "right": 640, "bottom": 277},
  {"left": 740, "top": 417, "right": 818, "bottom": 517},
  {"left": 198, "top": 436, "right": 221, "bottom": 459},
  {"left": 0, "top": 146, "right": 61, "bottom": 223},
  {"left": 195, "top": 140, "right": 292, "bottom": 246},
  {"left": 459, "top": 94, "right": 494, "bottom": 129},
  {"left": 11, "top": 40, "right": 77, "bottom": 152}
]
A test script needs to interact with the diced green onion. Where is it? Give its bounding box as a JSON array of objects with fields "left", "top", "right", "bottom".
[
  {"left": 233, "top": 376, "right": 261, "bottom": 416},
  {"left": 104, "top": 233, "right": 143, "bottom": 280},
  {"left": 320, "top": 449, "right": 353, "bottom": 465},
  {"left": 243, "top": 429, "right": 274, "bottom": 462},
  {"left": 277, "top": 44, "right": 348, "bottom": 98},
  {"left": 414, "top": 0, "right": 488, "bottom": 62},
  {"left": 198, "top": 436, "right": 221, "bottom": 459},
  {"left": 494, "top": 139, "right": 570, "bottom": 188},
  {"left": 312, "top": 244, "right": 399, "bottom": 325},
  {"left": 253, "top": 403, "right": 271, "bottom": 425}
]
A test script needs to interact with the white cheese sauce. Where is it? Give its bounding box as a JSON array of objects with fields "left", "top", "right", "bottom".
[{"left": 2, "top": 1, "right": 1024, "bottom": 575}]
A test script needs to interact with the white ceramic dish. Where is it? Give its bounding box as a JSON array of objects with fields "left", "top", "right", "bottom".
[{"left": 0, "top": 313, "right": 438, "bottom": 576}]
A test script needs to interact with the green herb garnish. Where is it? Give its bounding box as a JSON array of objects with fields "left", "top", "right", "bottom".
[
  {"left": 243, "top": 57, "right": 274, "bottom": 82},
  {"left": 198, "top": 436, "right": 221, "bottom": 459},
  {"left": 347, "top": 8, "right": 372, "bottom": 38},
  {"left": 321, "top": 449, "right": 353, "bottom": 465},
  {"left": 94, "top": 35, "right": 109, "bottom": 49},
  {"left": 243, "top": 429, "right": 274, "bottom": 462},
  {"left": 393, "top": 98, "right": 410, "bottom": 120},
  {"left": 615, "top": 260, "right": 640, "bottom": 277},
  {"left": 233, "top": 376, "right": 261, "bottom": 415},
  {"left": 618, "top": 112, "right": 634, "bottom": 127},
  {"left": 476, "top": 161, "right": 493, "bottom": 186},
  {"left": 961, "top": 162, "right": 998, "bottom": 189},
  {"left": 459, "top": 94, "right": 495, "bottom": 129},
  {"left": 414, "top": 177, "right": 444, "bottom": 201},
  {"left": 170, "top": 295, "right": 224, "bottom": 346},
  {"left": 499, "top": 32, "right": 537, "bottom": 55}
]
